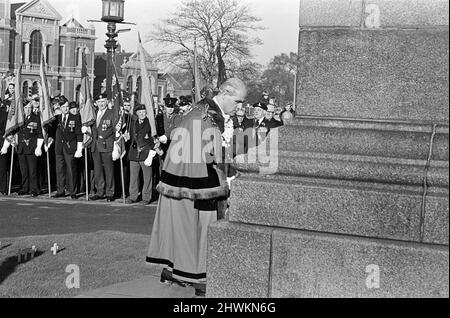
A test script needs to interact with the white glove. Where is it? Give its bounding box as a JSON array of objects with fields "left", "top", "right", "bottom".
[
  {"left": 158, "top": 135, "right": 168, "bottom": 144},
  {"left": 227, "top": 176, "right": 236, "bottom": 188},
  {"left": 112, "top": 142, "right": 121, "bottom": 161},
  {"left": 44, "top": 137, "right": 54, "bottom": 152},
  {"left": 35, "top": 138, "right": 44, "bottom": 157},
  {"left": 81, "top": 126, "right": 88, "bottom": 134},
  {"left": 144, "top": 150, "right": 157, "bottom": 166},
  {"left": 1, "top": 139, "right": 11, "bottom": 155},
  {"left": 74, "top": 142, "right": 83, "bottom": 158}
]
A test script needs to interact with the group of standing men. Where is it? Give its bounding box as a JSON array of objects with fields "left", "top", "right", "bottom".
[{"left": 1, "top": 76, "right": 290, "bottom": 297}]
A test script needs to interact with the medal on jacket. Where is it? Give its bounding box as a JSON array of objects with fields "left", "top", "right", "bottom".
[
  {"left": 28, "top": 122, "right": 37, "bottom": 133},
  {"left": 69, "top": 120, "right": 75, "bottom": 132},
  {"left": 23, "top": 139, "right": 30, "bottom": 147},
  {"left": 144, "top": 133, "right": 149, "bottom": 140}
]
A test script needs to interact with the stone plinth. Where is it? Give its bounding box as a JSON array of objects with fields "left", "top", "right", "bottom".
[
  {"left": 207, "top": 0, "right": 449, "bottom": 298},
  {"left": 297, "top": 29, "right": 449, "bottom": 122}
]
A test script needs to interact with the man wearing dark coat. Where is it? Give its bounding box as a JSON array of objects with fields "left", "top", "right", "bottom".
[
  {"left": 50, "top": 101, "right": 83, "bottom": 199},
  {"left": 125, "top": 103, "right": 157, "bottom": 204},
  {"left": 15, "top": 102, "right": 44, "bottom": 196},
  {"left": 89, "top": 93, "right": 118, "bottom": 202}
]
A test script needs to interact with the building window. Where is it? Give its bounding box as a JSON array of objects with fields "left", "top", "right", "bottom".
[
  {"left": 158, "top": 86, "right": 163, "bottom": 103},
  {"left": 76, "top": 47, "right": 80, "bottom": 67},
  {"left": 30, "top": 30, "right": 43, "bottom": 64},
  {"left": 58, "top": 45, "right": 65, "bottom": 67},
  {"left": 46, "top": 45, "right": 51, "bottom": 64},
  {"left": 21, "top": 42, "right": 26, "bottom": 63},
  {"left": 58, "top": 81, "right": 64, "bottom": 95},
  {"left": 9, "top": 39, "right": 14, "bottom": 66},
  {"left": 136, "top": 77, "right": 142, "bottom": 104},
  {"left": 32, "top": 81, "right": 40, "bottom": 95},
  {"left": 22, "top": 81, "right": 29, "bottom": 99},
  {"left": 126, "top": 76, "right": 133, "bottom": 96},
  {"left": 75, "top": 84, "right": 81, "bottom": 103}
]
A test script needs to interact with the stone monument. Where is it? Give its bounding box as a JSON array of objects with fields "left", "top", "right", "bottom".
[{"left": 207, "top": 0, "right": 449, "bottom": 297}]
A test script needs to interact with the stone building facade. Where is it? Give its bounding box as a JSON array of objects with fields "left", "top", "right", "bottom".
[{"left": 0, "top": 0, "right": 95, "bottom": 101}]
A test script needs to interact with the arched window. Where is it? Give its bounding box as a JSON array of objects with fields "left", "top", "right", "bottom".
[
  {"left": 32, "top": 81, "right": 40, "bottom": 95},
  {"left": 136, "top": 77, "right": 142, "bottom": 104},
  {"left": 126, "top": 76, "right": 133, "bottom": 96},
  {"left": 75, "top": 84, "right": 81, "bottom": 103},
  {"left": 22, "top": 81, "right": 29, "bottom": 99},
  {"left": 76, "top": 47, "right": 80, "bottom": 66},
  {"left": 30, "top": 30, "right": 42, "bottom": 64}
]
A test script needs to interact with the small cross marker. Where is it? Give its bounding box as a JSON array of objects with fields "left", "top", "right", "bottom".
[{"left": 51, "top": 243, "right": 59, "bottom": 255}]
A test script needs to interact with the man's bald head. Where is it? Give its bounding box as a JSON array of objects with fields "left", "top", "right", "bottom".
[{"left": 215, "top": 78, "right": 247, "bottom": 115}]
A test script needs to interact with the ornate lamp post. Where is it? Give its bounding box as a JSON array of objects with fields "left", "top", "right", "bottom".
[{"left": 101, "top": 0, "right": 125, "bottom": 99}]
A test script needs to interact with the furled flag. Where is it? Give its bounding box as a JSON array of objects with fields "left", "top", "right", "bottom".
[
  {"left": 193, "top": 38, "right": 201, "bottom": 103},
  {"left": 137, "top": 33, "right": 157, "bottom": 136},
  {"left": 79, "top": 51, "right": 96, "bottom": 148},
  {"left": 4, "top": 64, "right": 24, "bottom": 139},
  {"left": 111, "top": 62, "right": 126, "bottom": 161},
  {"left": 39, "top": 49, "right": 55, "bottom": 146}
]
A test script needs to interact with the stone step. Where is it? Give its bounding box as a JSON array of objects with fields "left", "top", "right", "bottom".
[
  {"left": 229, "top": 174, "right": 448, "bottom": 245},
  {"left": 235, "top": 149, "right": 448, "bottom": 187},
  {"left": 207, "top": 221, "right": 449, "bottom": 298},
  {"left": 274, "top": 119, "right": 449, "bottom": 161}
]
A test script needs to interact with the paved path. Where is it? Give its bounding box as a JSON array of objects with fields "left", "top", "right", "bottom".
[
  {"left": 0, "top": 195, "right": 157, "bottom": 238},
  {"left": 75, "top": 274, "right": 197, "bottom": 298}
]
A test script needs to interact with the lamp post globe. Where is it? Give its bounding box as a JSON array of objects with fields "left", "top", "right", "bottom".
[
  {"left": 101, "top": 0, "right": 125, "bottom": 23},
  {"left": 101, "top": 0, "right": 125, "bottom": 99}
]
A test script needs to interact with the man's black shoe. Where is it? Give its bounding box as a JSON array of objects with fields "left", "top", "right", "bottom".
[
  {"left": 17, "top": 191, "right": 28, "bottom": 196},
  {"left": 53, "top": 192, "right": 65, "bottom": 198},
  {"left": 106, "top": 196, "right": 115, "bottom": 202},
  {"left": 194, "top": 283, "right": 206, "bottom": 296},
  {"left": 30, "top": 192, "right": 39, "bottom": 198},
  {"left": 195, "top": 288, "right": 206, "bottom": 297},
  {"left": 160, "top": 269, "right": 186, "bottom": 287},
  {"left": 71, "top": 195, "right": 77, "bottom": 200},
  {"left": 90, "top": 195, "right": 105, "bottom": 201}
]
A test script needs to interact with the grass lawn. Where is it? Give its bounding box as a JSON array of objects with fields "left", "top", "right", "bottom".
[{"left": 0, "top": 231, "right": 160, "bottom": 298}]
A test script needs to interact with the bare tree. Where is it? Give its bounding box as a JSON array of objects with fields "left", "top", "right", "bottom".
[{"left": 148, "top": 0, "right": 263, "bottom": 88}]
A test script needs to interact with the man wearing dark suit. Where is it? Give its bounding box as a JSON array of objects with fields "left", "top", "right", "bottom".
[
  {"left": 0, "top": 101, "right": 8, "bottom": 195},
  {"left": 51, "top": 100, "right": 83, "bottom": 199},
  {"left": 16, "top": 102, "right": 44, "bottom": 196},
  {"left": 90, "top": 93, "right": 117, "bottom": 202},
  {"left": 238, "top": 102, "right": 283, "bottom": 154},
  {"left": 125, "top": 103, "right": 157, "bottom": 204}
]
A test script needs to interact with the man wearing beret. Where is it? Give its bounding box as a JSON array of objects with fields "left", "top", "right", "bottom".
[
  {"left": 157, "top": 94, "right": 181, "bottom": 160},
  {"left": 88, "top": 93, "right": 117, "bottom": 202},
  {"left": 124, "top": 103, "right": 158, "bottom": 204},
  {"left": 1, "top": 101, "right": 44, "bottom": 196},
  {"left": 49, "top": 99, "right": 83, "bottom": 199}
]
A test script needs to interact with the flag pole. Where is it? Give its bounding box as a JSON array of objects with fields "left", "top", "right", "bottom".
[
  {"left": 85, "top": 147, "right": 89, "bottom": 201},
  {"left": 8, "top": 147, "right": 14, "bottom": 196},
  {"left": 46, "top": 150, "right": 51, "bottom": 198},
  {"left": 120, "top": 157, "right": 126, "bottom": 204}
]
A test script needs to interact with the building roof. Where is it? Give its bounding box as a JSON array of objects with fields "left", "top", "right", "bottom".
[
  {"left": 15, "top": 0, "right": 63, "bottom": 21},
  {"left": 11, "top": 3, "right": 26, "bottom": 20},
  {"left": 62, "top": 17, "right": 85, "bottom": 29}
]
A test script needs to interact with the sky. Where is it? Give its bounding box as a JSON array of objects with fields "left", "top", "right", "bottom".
[{"left": 13, "top": 0, "right": 300, "bottom": 67}]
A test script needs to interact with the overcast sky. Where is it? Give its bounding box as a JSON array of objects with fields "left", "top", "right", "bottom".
[{"left": 14, "top": 0, "right": 299, "bottom": 67}]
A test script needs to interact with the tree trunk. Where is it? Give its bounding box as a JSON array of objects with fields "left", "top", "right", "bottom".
[{"left": 216, "top": 39, "right": 226, "bottom": 88}]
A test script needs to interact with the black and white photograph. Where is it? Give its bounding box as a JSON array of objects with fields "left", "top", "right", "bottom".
[{"left": 0, "top": 0, "right": 448, "bottom": 303}]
